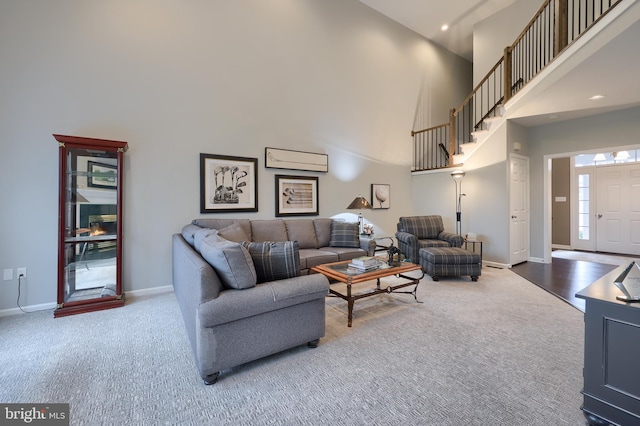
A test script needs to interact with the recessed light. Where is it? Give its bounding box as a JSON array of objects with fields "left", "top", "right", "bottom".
[
  {"left": 589, "top": 95, "right": 605, "bottom": 100},
  {"left": 441, "top": 24, "right": 449, "bottom": 31}
]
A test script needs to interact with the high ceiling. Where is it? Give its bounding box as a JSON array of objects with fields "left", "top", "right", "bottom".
[
  {"left": 360, "top": 0, "right": 640, "bottom": 127},
  {"left": 359, "top": 0, "right": 519, "bottom": 60}
]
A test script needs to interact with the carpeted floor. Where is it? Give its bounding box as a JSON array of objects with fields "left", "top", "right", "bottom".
[{"left": 0, "top": 267, "right": 588, "bottom": 425}]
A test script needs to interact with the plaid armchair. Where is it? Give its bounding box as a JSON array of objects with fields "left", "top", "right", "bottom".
[{"left": 395, "top": 216, "right": 463, "bottom": 264}]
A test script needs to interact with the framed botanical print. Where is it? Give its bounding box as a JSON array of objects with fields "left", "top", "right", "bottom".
[
  {"left": 275, "top": 175, "right": 319, "bottom": 216},
  {"left": 200, "top": 153, "right": 258, "bottom": 213},
  {"left": 371, "top": 184, "right": 390, "bottom": 209}
]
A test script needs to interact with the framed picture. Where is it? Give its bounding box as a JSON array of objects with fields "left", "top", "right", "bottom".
[
  {"left": 275, "top": 175, "right": 319, "bottom": 216},
  {"left": 200, "top": 153, "right": 258, "bottom": 213},
  {"left": 371, "top": 184, "right": 390, "bottom": 209},
  {"left": 265, "top": 147, "right": 328, "bottom": 173},
  {"left": 87, "top": 161, "right": 118, "bottom": 189}
]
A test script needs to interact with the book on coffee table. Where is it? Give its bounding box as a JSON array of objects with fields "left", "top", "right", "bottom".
[
  {"left": 347, "top": 260, "right": 381, "bottom": 272},
  {"left": 350, "top": 256, "right": 378, "bottom": 267}
]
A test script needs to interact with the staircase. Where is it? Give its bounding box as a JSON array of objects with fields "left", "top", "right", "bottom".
[{"left": 412, "top": 0, "right": 623, "bottom": 172}]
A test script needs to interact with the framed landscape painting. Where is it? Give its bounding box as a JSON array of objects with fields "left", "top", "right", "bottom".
[
  {"left": 200, "top": 153, "right": 258, "bottom": 213},
  {"left": 87, "top": 161, "right": 117, "bottom": 189},
  {"left": 371, "top": 184, "right": 390, "bottom": 209},
  {"left": 275, "top": 175, "right": 319, "bottom": 216}
]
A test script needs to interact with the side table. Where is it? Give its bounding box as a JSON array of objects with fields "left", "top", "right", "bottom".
[{"left": 463, "top": 240, "right": 483, "bottom": 267}]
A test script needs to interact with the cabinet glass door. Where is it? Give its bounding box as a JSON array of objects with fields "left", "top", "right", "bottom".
[
  {"left": 63, "top": 149, "right": 119, "bottom": 303},
  {"left": 54, "top": 134, "right": 127, "bottom": 317}
]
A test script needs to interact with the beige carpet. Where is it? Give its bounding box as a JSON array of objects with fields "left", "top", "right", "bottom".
[{"left": 0, "top": 267, "right": 587, "bottom": 425}]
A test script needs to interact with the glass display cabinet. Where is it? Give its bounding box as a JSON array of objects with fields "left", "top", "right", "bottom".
[{"left": 54, "top": 134, "right": 128, "bottom": 317}]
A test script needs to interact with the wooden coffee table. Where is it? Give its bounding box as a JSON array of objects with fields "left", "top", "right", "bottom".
[{"left": 311, "top": 259, "right": 424, "bottom": 327}]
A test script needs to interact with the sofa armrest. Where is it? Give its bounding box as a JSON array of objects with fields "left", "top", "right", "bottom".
[
  {"left": 360, "top": 237, "right": 377, "bottom": 256},
  {"left": 198, "top": 273, "right": 330, "bottom": 328},
  {"left": 438, "top": 231, "right": 464, "bottom": 248}
]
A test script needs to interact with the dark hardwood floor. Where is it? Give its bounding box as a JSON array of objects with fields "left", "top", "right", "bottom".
[{"left": 511, "top": 257, "right": 618, "bottom": 312}]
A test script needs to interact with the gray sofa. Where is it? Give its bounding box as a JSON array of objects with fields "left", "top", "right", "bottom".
[{"left": 172, "top": 218, "right": 375, "bottom": 384}]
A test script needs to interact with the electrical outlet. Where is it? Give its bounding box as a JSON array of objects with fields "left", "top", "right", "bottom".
[
  {"left": 3, "top": 269, "right": 12, "bottom": 281},
  {"left": 17, "top": 267, "right": 26, "bottom": 278}
]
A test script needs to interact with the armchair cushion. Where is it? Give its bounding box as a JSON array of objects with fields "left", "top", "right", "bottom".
[
  {"left": 329, "top": 221, "right": 360, "bottom": 248},
  {"left": 242, "top": 241, "right": 301, "bottom": 283}
]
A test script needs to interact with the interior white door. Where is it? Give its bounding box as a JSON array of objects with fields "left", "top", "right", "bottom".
[
  {"left": 596, "top": 164, "right": 640, "bottom": 255},
  {"left": 510, "top": 155, "right": 530, "bottom": 265}
]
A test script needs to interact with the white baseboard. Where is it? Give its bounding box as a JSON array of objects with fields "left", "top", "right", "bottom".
[
  {"left": 0, "top": 302, "right": 57, "bottom": 317},
  {"left": 528, "top": 257, "right": 546, "bottom": 263},
  {"left": 0, "top": 285, "right": 174, "bottom": 318},
  {"left": 552, "top": 244, "right": 572, "bottom": 250},
  {"left": 484, "top": 261, "right": 510, "bottom": 269}
]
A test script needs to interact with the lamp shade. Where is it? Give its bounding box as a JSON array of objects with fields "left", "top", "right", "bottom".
[{"left": 346, "top": 196, "right": 372, "bottom": 210}]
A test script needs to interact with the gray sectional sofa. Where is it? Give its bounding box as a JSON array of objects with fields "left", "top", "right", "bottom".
[{"left": 172, "top": 217, "right": 375, "bottom": 384}]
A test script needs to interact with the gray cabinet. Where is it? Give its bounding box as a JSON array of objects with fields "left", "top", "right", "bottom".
[{"left": 576, "top": 266, "right": 640, "bottom": 425}]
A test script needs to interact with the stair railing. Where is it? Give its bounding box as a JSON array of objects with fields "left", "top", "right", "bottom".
[{"left": 412, "top": 0, "right": 622, "bottom": 172}]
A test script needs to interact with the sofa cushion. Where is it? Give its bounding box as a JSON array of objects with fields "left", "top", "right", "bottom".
[
  {"left": 284, "top": 219, "right": 318, "bottom": 249},
  {"left": 313, "top": 218, "right": 332, "bottom": 247},
  {"left": 181, "top": 223, "right": 203, "bottom": 246},
  {"left": 251, "top": 220, "right": 288, "bottom": 242},
  {"left": 242, "top": 241, "right": 300, "bottom": 284},
  {"left": 217, "top": 222, "right": 250, "bottom": 243},
  {"left": 193, "top": 227, "right": 219, "bottom": 253},
  {"left": 199, "top": 234, "right": 257, "bottom": 290},
  {"left": 299, "top": 249, "right": 339, "bottom": 269},
  {"left": 329, "top": 221, "right": 360, "bottom": 248},
  {"left": 192, "top": 218, "right": 252, "bottom": 239}
]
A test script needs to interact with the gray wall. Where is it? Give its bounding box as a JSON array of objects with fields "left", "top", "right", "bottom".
[
  {"left": 527, "top": 105, "right": 640, "bottom": 258},
  {"left": 473, "top": 0, "right": 542, "bottom": 85},
  {"left": 552, "top": 157, "right": 571, "bottom": 246},
  {"left": 0, "top": 0, "right": 472, "bottom": 311}
]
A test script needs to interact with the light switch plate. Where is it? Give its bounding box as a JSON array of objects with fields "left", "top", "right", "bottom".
[{"left": 3, "top": 269, "right": 12, "bottom": 280}]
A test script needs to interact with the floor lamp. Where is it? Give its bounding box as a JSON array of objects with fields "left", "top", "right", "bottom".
[{"left": 451, "top": 170, "right": 465, "bottom": 235}]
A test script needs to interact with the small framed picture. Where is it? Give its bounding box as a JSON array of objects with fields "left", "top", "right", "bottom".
[
  {"left": 200, "top": 153, "right": 258, "bottom": 213},
  {"left": 275, "top": 175, "right": 319, "bottom": 216},
  {"left": 371, "top": 184, "right": 390, "bottom": 209},
  {"left": 87, "top": 161, "right": 118, "bottom": 189}
]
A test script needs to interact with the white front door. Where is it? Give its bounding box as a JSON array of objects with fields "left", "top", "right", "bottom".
[
  {"left": 596, "top": 164, "right": 640, "bottom": 255},
  {"left": 510, "top": 155, "right": 530, "bottom": 265}
]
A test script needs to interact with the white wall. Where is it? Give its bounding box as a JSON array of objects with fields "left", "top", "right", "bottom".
[
  {"left": 473, "top": 0, "right": 542, "bottom": 85},
  {"left": 0, "top": 0, "right": 472, "bottom": 311}
]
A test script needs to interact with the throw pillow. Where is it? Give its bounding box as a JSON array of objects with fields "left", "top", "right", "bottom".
[
  {"left": 199, "top": 234, "right": 257, "bottom": 290},
  {"left": 217, "top": 222, "right": 250, "bottom": 243},
  {"left": 329, "top": 221, "right": 360, "bottom": 248},
  {"left": 193, "top": 227, "right": 219, "bottom": 253},
  {"left": 241, "top": 241, "right": 300, "bottom": 284}
]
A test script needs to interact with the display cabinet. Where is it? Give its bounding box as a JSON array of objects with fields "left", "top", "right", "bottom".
[{"left": 54, "top": 134, "right": 128, "bottom": 318}]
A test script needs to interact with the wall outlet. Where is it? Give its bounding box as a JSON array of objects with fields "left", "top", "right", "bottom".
[
  {"left": 17, "top": 267, "right": 26, "bottom": 278},
  {"left": 3, "top": 269, "right": 12, "bottom": 281}
]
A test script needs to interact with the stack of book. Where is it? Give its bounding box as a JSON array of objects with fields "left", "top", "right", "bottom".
[{"left": 348, "top": 256, "right": 380, "bottom": 271}]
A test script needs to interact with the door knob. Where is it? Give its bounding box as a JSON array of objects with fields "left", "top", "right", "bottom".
[
  {"left": 511, "top": 215, "right": 517, "bottom": 219},
  {"left": 597, "top": 214, "right": 603, "bottom": 219}
]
